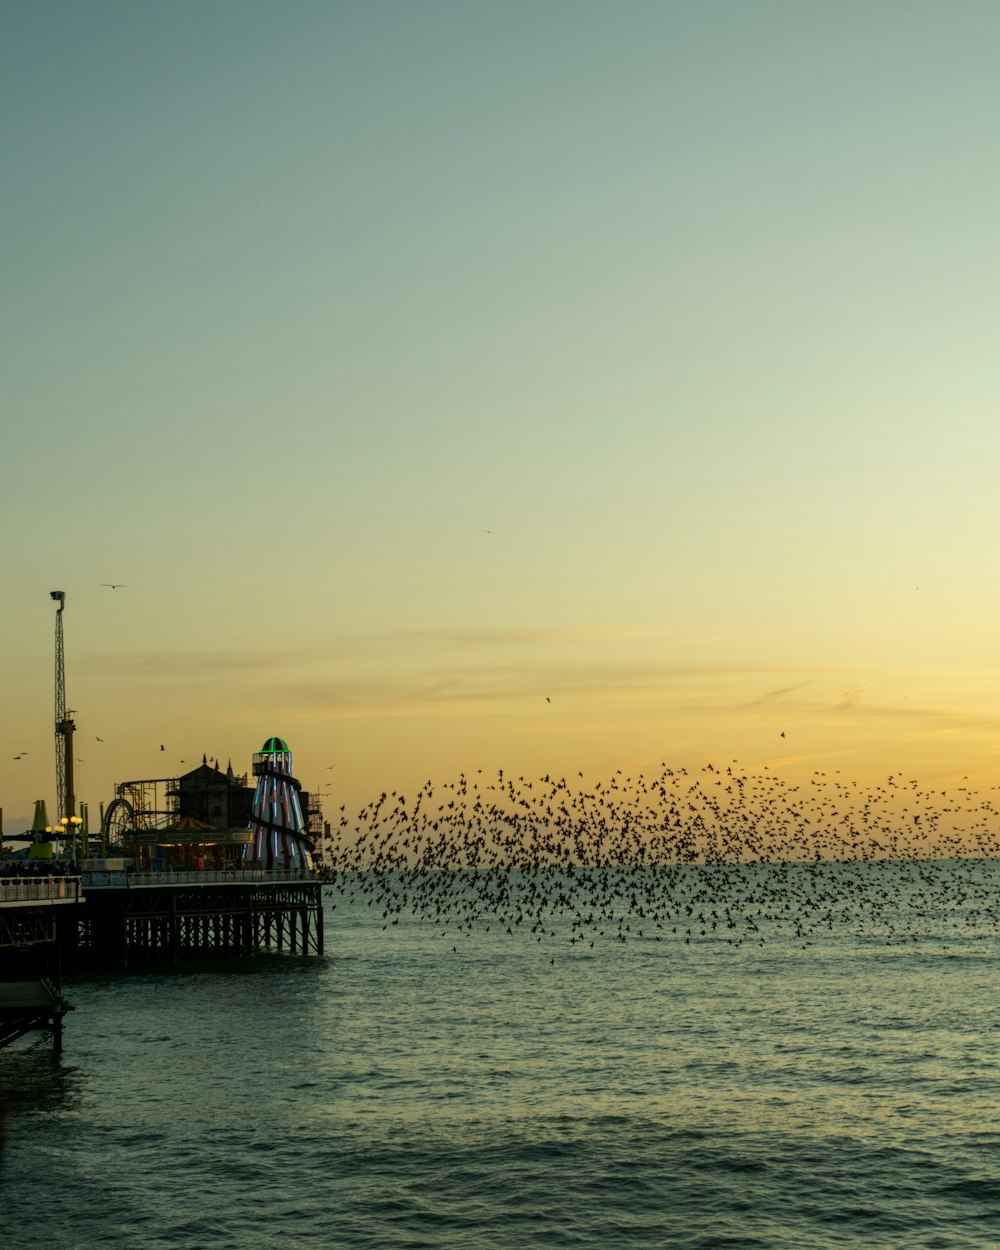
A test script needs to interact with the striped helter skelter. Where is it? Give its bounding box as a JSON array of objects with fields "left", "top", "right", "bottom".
[{"left": 247, "top": 736, "right": 311, "bottom": 871}]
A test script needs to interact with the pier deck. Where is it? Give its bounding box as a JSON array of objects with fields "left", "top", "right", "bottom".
[
  {"left": 0, "top": 869, "right": 324, "bottom": 1048},
  {"left": 78, "top": 870, "right": 324, "bottom": 964}
]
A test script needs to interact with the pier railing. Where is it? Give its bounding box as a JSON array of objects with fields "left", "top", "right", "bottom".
[
  {"left": 81, "top": 868, "right": 317, "bottom": 889},
  {"left": 0, "top": 877, "right": 81, "bottom": 905}
]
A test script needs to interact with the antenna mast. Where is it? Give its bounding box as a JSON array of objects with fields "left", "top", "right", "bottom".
[{"left": 50, "top": 591, "right": 75, "bottom": 821}]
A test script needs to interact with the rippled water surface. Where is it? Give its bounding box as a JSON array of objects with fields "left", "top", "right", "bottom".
[{"left": 3, "top": 867, "right": 1000, "bottom": 1249}]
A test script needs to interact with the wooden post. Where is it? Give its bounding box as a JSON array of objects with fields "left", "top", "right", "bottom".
[{"left": 169, "top": 893, "right": 179, "bottom": 963}]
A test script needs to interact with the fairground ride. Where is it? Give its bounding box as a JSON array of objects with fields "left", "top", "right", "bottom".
[{"left": 102, "top": 777, "right": 181, "bottom": 846}]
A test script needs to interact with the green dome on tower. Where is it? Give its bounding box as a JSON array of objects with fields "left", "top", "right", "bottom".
[{"left": 261, "top": 736, "right": 289, "bottom": 754}]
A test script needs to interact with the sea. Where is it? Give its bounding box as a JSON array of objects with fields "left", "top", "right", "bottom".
[{"left": 2, "top": 863, "right": 1000, "bottom": 1250}]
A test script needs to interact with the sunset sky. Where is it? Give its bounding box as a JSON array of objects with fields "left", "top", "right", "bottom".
[{"left": 5, "top": 2, "right": 1000, "bottom": 834}]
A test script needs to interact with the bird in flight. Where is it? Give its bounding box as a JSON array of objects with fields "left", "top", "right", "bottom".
[
  {"left": 96, "top": 736, "right": 104, "bottom": 742},
  {"left": 780, "top": 731, "right": 785, "bottom": 738},
  {"left": 160, "top": 744, "right": 165, "bottom": 751},
  {"left": 101, "top": 583, "right": 127, "bottom": 589}
]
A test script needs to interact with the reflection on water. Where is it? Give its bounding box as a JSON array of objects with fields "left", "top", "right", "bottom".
[{"left": 0, "top": 1050, "right": 83, "bottom": 1118}]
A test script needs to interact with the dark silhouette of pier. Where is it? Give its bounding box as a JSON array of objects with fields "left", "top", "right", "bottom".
[
  {"left": 0, "top": 866, "right": 323, "bottom": 1052},
  {"left": 0, "top": 871, "right": 78, "bottom": 1051}
]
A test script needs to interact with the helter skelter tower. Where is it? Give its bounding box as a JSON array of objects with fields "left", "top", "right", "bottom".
[{"left": 247, "top": 736, "right": 312, "bottom": 871}]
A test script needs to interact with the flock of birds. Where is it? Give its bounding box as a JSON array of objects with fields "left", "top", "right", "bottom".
[{"left": 322, "top": 763, "right": 1000, "bottom": 949}]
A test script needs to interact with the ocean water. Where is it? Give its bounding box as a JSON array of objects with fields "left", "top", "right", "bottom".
[{"left": 3, "top": 865, "right": 1000, "bottom": 1249}]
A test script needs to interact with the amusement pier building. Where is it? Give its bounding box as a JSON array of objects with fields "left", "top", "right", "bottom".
[{"left": 103, "top": 737, "right": 319, "bottom": 873}]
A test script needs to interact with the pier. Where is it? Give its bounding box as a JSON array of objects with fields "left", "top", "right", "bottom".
[
  {"left": 0, "top": 874, "right": 79, "bottom": 1052},
  {"left": 0, "top": 868, "right": 324, "bottom": 1051},
  {"left": 2, "top": 654, "right": 328, "bottom": 1050},
  {"left": 77, "top": 868, "right": 324, "bottom": 965}
]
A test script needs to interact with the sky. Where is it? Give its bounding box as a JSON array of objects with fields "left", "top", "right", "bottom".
[{"left": 4, "top": 1, "right": 1000, "bottom": 835}]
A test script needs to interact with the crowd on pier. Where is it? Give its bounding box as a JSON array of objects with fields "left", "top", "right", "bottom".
[{"left": 0, "top": 860, "right": 77, "bottom": 879}]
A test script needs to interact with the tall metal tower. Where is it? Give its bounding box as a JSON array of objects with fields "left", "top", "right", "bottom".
[{"left": 50, "top": 591, "right": 75, "bottom": 821}]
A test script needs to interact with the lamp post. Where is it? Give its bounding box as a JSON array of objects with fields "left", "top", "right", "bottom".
[
  {"left": 54, "top": 815, "right": 84, "bottom": 865},
  {"left": 68, "top": 815, "right": 83, "bottom": 865}
]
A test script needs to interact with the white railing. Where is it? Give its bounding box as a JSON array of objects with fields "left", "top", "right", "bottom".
[
  {"left": 0, "top": 876, "right": 81, "bottom": 904},
  {"left": 81, "top": 868, "right": 317, "bottom": 889}
]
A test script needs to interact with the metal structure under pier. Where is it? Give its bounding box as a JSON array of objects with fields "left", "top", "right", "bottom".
[
  {"left": 0, "top": 876, "right": 80, "bottom": 1051},
  {"left": 77, "top": 873, "right": 324, "bottom": 967},
  {"left": 0, "top": 979, "right": 73, "bottom": 1054}
]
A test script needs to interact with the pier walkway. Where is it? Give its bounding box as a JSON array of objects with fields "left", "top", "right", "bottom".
[
  {"left": 80, "top": 867, "right": 314, "bottom": 889},
  {"left": 0, "top": 875, "right": 81, "bottom": 906}
]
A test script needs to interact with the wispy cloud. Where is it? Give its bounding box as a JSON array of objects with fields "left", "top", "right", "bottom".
[
  {"left": 76, "top": 638, "right": 1000, "bottom": 744},
  {"left": 269, "top": 658, "right": 813, "bottom": 721},
  {"left": 741, "top": 682, "right": 812, "bottom": 708},
  {"left": 832, "top": 695, "right": 1000, "bottom": 732},
  {"left": 322, "top": 626, "right": 681, "bottom": 653},
  {"left": 77, "top": 647, "right": 332, "bottom": 677},
  {"left": 74, "top": 627, "right": 676, "bottom": 678}
]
